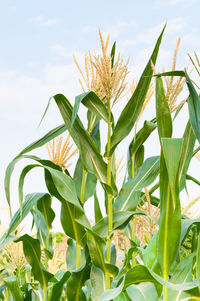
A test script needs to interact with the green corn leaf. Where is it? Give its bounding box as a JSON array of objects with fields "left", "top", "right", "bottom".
[
  {"left": 66, "top": 238, "right": 86, "bottom": 270},
  {"left": 111, "top": 41, "right": 116, "bottom": 68},
  {"left": 168, "top": 254, "right": 194, "bottom": 300},
  {"left": 179, "top": 121, "right": 196, "bottom": 191},
  {"left": 114, "top": 156, "right": 159, "bottom": 212},
  {"left": 53, "top": 93, "right": 117, "bottom": 196},
  {"left": 197, "top": 231, "right": 200, "bottom": 292},
  {"left": 181, "top": 218, "right": 200, "bottom": 246},
  {"left": 72, "top": 91, "right": 109, "bottom": 125},
  {"left": 156, "top": 76, "right": 172, "bottom": 141},
  {"left": 66, "top": 261, "right": 90, "bottom": 301},
  {"left": 4, "top": 124, "right": 66, "bottom": 212},
  {"left": 129, "top": 121, "right": 157, "bottom": 158},
  {"left": 87, "top": 231, "right": 118, "bottom": 277},
  {"left": 74, "top": 157, "right": 97, "bottom": 203},
  {"left": 94, "top": 193, "right": 103, "bottom": 223},
  {"left": 108, "top": 25, "right": 165, "bottom": 156},
  {"left": 124, "top": 265, "right": 197, "bottom": 292},
  {"left": 90, "top": 266, "right": 105, "bottom": 301},
  {"left": 124, "top": 265, "right": 161, "bottom": 294},
  {"left": 15, "top": 234, "right": 53, "bottom": 288},
  {"left": 4, "top": 276, "right": 23, "bottom": 301},
  {"left": 99, "top": 277, "right": 125, "bottom": 301},
  {"left": 155, "top": 71, "right": 200, "bottom": 144},
  {"left": 37, "top": 194, "right": 55, "bottom": 230},
  {"left": 114, "top": 292, "right": 131, "bottom": 301},
  {"left": 93, "top": 210, "right": 158, "bottom": 238},
  {"left": 158, "top": 138, "right": 183, "bottom": 278},
  {"left": 61, "top": 202, "right": 86, "bottom": 246},
  {"left": 186, "top": 174, "right": 200, "bottom": 187},
  {"left": 126, "top": 282, "right": 159, "bottom": 301},
  {"left": 185, "top": 72, "right": 200, "bottom": 144},
  {"left": 31, "top": 208, "right": 54, "bottom": 258},
  {"left": 128, "top": 120, "right": 156, "bottom": 178},
  {"left": 49, "top": 271, "right": 71, "bottom": 301},
  {"left": 0, "top": 193, "right": 48, "bottom": 250}
]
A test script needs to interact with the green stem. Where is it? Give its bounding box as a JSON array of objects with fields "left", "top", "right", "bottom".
[
  {"left": 76, "top": 243, "right": 81, "bottom": 269},
  {"left": 131, "top": 124, "right": 137, "bottom": 266},
  {"left": 80, "top": 167, "right": 87, "bottom": 204},
  {"left": 43, "top": 283, "right": 47, "bottom": 301},
  {"left": 105, "top": 98, "right": 113, "bottom": 288},
  {"left": 44, "top": 226, "right": 50, "bottom": 269},
  {"left": 76, "top": 167, "right": 87, "bottom": 269}
]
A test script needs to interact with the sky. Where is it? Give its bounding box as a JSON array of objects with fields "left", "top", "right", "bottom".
[{"left": 0, "top": 0, "right": 200, "bottom": 232}]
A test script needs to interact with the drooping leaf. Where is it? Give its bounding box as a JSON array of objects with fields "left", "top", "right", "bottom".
[
  {"left": 31, "top": 208, "right": 54, "bottom": 258},
  {"left": 168, "top": 254, "right": 194, "bottom": 300},
  {"left": 99, "top": 277, "right": 125, "bottom": 301},
  {"left": 72, "top": 91, "right": 109, "bottom": 125},
  {"left": 4, "top": 276, "right": 23, "bottom": 301},
  {"left": 4, "top": 124, "right": 66, "bottom": 211},
  {"left": 185, "top": 72, "right": 200, "bottom": 144},
  {"left": 66, "top": 261, "right": 90, "bottom": 301},
  {"left": 37, "top": 194, "right": 55, "bottom": 229},
  {"left": 15, "top": 234, "right": 53, "bottom": 288},
  {"left": 124, "top": 265, "right": 161, "bottom": 294},
  {"left": 49, "top": 271, "right": 71, "bottom": 301},
  {"left": 53, "top": 93, "right": 117, "bottom": 196},
  {"left": 126, "top": 282, "right": 159, "bottom": 301},
  {"left": 93, "top": 210, "right": 158, "bottom": 238},
  {"left": 0, "top": 193, "right": 49, "bottom": 250},
  {"left": 108, "top": 25, "right": 165, "bottom": 155},
  {"left": 124, "top": 265, "right": 197, "bottom": 292},
  {"left": 87, "top": 231, "right": 118, "bottom": 277}
]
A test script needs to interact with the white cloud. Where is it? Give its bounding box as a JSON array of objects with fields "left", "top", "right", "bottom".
[
  {"left": 33, "top": 15, "right": 60, "bottom": 26},
  {"left": 153, "top": 0, "right": 186, "bottom": 9},
  {"left": 120, "top": 18, "right": 187, "bottom": 49},
  {"left": 51, "top": 44, "right": 69, "bottom": 57}
]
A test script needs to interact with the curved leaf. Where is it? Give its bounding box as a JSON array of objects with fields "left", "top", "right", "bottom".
[
  {"left": 53, "top": 93, "right": 117, "bottom": 196},
  {"left": 0, "top": 193, "right": 49, "bottom": 250},
  {"left": 99, "top": 277, "right": 125, "bottom": 301},
  {"left": 114, "top": 156, "right": 159, "bottom": 212},
  {"left": 126, "top": 282, "right": 159, "bottom": 301},
  {"left": 49, "top": 271, "right": 71, "bottom": 301},
  {"left": 180, "top": 121, "right": 196, "bottom": 191},
  {"left": 66, "top": 261, "right": 90, "bottom": 301},
  {"left": 4, "top": 276, "right": 23, "bottom": 301},
  {"left": 4, "top": 124, "right": 66, "bottom": 211},
  {"left": 72, "top": 91, "right": 109, "bottom": 125},
  {"left": 185, "top": 72, "right": 200, "bottom": 144},
  {"left": 15, "top": 234, "right": 53, "bottom": 287}
]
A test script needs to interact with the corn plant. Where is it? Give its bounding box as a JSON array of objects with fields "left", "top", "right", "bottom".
[{"left": 1, "top": 25, "right": 200, "bottom": 300}]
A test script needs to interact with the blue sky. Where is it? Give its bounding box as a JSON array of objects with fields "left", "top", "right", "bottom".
[{"left": 0, "top": 0, "right": 200, "bottom": 229}]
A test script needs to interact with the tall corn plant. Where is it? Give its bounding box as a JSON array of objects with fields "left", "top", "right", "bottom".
[{"left": 1, "top": 25, "right": 200, "bottom": 300}]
